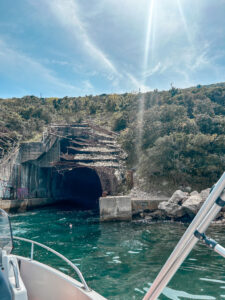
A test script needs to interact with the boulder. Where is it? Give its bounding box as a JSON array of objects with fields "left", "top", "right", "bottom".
[
  {"left": 190, "top": 191, "right": 199, "bottom": 196},
  {"left": 168, "top": 190, "right": 189, "bottom": 205},
  {"left": 147, "top": 210, "right": 166, "bottom": 221},
  {"left": 200, "top": 188, "right": 211, "bottom": 202},
  {"left": 182, "top": 193, "right": 203, "bottom": 217},
  {"left": 158, "top": 201, "right": 186, "bottom": 218}
]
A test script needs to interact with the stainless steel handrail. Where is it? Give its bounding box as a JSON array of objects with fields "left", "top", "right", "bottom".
[
  {"left": 9, "top": 259, "right": 20, "bottom": 289},
  {"left": 13, "top": 236, "right": 91, "bottom": 292},
  {"left": 143, "top": 171, "right": 225, "bottom": 300}
]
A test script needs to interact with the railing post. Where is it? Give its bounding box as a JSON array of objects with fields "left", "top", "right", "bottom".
[
  {"left": 143, "top": 172, "right": 225, "bottom": 300},
  {"left": 10, "top": 260, "right": 20, "bottom": 289},
  {"left": 30, "top": 242, "right": 34, "bottom": 260},
  {"left": 14, "top": 236, "right": 91, "bottom": 292}
]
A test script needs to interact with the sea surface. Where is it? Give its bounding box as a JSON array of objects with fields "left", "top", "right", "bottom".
[{"left": 10, "top": 205, "right": 225, "bottom": 300}]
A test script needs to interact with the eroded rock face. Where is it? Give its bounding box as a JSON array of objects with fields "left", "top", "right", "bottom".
[
  {"left": 190, "top": 191, "right": 199, "bottom": 196},
  {"left": 200, "top": 188, "right": 211, "bottom": 202},
  {"left": 158, "top": 201, "right": 186, "bottom": 218},
  {"left": 181, "top": 193, "right": 203, "bottom": 217},
  {"left": 168, "top": 190, "right": 189, "bottom": 205},
  {"left": 157, "top": 188, "right": 211, "bottom": 220},
  {"left": 139, "top": 186, "right": 222, "bottom": 222}
]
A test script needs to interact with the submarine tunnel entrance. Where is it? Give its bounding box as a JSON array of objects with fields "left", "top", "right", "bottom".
[{"left": 51, "top": 167, "right": 103, "bottom": 210}]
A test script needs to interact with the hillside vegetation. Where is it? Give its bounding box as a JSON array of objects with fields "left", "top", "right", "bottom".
[{"left": 1, "top": 83, "right": 225, "bottom": 191}]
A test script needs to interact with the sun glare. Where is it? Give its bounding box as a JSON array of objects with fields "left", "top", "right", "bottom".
[
  {"left": 143, "top": 0, "right": 155, "bottom": 78},
  {"left": 136, "top": 0, "right": 156, "bottom": 159},
  {"left": 176, "top": 0, "right": 193, "bottom": 47}
]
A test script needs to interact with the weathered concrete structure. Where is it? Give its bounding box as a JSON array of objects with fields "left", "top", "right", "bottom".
[
  {"left": 99, "top": 196, "right": 132, "bottom": 221},
  {"left": 132, "top": 198, "right": 168, "bottom": 214},
  {"left": 0, "top": 123, "right": 127, "bottom": 211},
  {"left": 99, "top": 196, "right": 168, "bottom": 221}
]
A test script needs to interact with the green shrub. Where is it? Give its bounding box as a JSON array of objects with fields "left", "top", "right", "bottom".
[{"left": 1, "top": 83, "right": 225, "bottom": 188}]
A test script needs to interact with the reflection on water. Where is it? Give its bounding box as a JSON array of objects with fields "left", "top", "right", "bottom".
[{"left": 10, "top": 206, "right": 225, "bottom": 300}]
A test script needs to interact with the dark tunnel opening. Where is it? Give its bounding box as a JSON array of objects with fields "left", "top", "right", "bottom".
[{"left": 51, "top": 167, "right": 103, "bottom": 210}]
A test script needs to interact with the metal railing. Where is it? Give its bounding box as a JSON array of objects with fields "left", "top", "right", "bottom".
[
  {"left": 13, "top": 236, "right": 91, "bottom": 292},
  {"left": 10, "top": 259, "right": 20, "bottom": 289},
  {"left": 143, "top": 171, "right": 225, "bottom": 300}
]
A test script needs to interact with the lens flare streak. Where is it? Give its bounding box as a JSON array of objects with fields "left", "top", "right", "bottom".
[
  {"left": 143, "top": 0, "right": 155, "bottom": 75},
  {"left": 137, "top": 0, "right": 155, "bottom": 158},
  {"left": 176, "top": 0, "right": 193, "bottom": 47}
]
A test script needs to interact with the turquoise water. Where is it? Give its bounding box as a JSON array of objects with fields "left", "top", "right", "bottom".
[{"left": 10, "top": 206, "right": 225, "bottom": 300}]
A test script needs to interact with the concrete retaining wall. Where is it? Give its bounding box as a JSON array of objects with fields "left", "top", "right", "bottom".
[
  {"left": 1, "top": 195, "right": 169, "bottom": 219},
  {"left": 0, "top": 198, "right": 58, "bottom": 212},
  {"left": 99, "top": 196, "right": 168, "bottom": 221},
  {"left": 132, "top": 198, "right": 169, "bottom": 214},
  {"left": 0, "top": 149, "right": 19, "bottom": 199},
  {"left": 99, "top": 196, "right": 132, "bottom": 221}
]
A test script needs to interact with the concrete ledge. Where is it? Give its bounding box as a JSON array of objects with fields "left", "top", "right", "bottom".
[
  {"left": 100, "top": 196, "right": 131, "bottom": 221},
  {"left": 132, "top": 198, "right": 169, "bottom": 214},
  {"left": 0, "top": 198, "right": 58, "bottom": 212}
]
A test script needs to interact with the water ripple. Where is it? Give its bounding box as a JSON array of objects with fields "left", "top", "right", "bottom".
[{"left": 10, "top": 206, "right": 225, "bottom": 300}]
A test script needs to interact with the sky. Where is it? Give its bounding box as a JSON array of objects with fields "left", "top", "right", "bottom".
[{"left": 0, "top": 0, "right": 225, "bottom": 98}]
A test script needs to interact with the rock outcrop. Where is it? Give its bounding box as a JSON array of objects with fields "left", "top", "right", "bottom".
[
  {"left": 168, "top": 190, "right": 189, "bottom": 205},
  {"left": 158, "top": 201, "right": 185, "bottom": 218},
  {"left": 158, "top": 187, "right": 211, "bottom": 221},
  {"left": 182, "top": 192, "right": 204, "bottom": 217}
]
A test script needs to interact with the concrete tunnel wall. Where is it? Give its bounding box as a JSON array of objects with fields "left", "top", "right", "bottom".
[
  {"left": 13, "top": 164, "right": 106, "bottom": 209},
  {"left": 0, "top": 124, "right": 127, "bottom": 210},
  {"left": 51, "top": 167, "right": 103, "bottom": 209},
  {"left": 0, "top": 157, "right": 120, "bottom": 210}
]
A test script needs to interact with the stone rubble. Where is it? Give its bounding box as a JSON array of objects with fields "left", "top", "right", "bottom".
[
  {"left": 139, "top": 187, "right": 225, "bottom": 223},
  {"left": 158, "top": 188, "right": 209, "bottom": 220},
  {"left": 182, "top": 193, "right": 204, "bottom": 217}
]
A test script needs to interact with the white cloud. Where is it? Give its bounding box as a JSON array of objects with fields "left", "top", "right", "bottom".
[
  {"left": 50, "top": 59, "right": 69, "bottom": 66},
  {"left": 39, "top": 0, "right": 144, "bottom": 93},
  {"left": 4, "top": 0, "right": 222, "bottom": 96},
  {"left": 126, "top": 73, "right": 151, "bottom": 92},
  {"left": 46, "top": 0, "right": 118, "bottom": 75},
  {"left": 35, "top": 0, "right": 150, "bottom": 94},
  {"left": 0, "top": 38, "right": 78, "bottom": 94},
  {"left": 82, "top": 80, "right": 94, "bottom": 92},
  {"left": 143, "top": 62, "right": 162, "bottom": 78}
]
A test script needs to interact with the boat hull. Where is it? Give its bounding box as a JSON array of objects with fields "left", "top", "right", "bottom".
[{"left": 15, "top": 255, "right": 107, "bottom": 300}]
